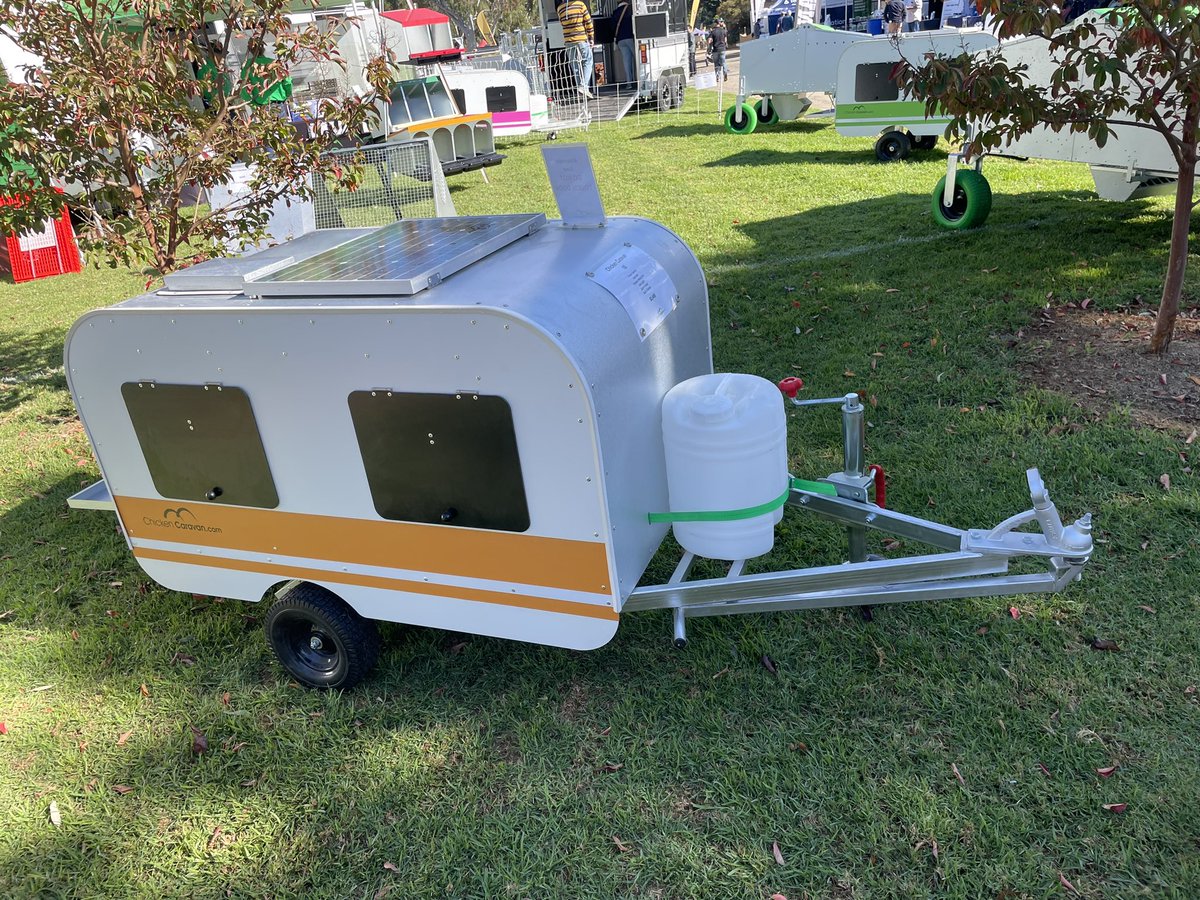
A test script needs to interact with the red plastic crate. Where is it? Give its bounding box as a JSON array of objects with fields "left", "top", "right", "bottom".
[{"left": 0, "top": 192, "right": 82, "bottom": 283}]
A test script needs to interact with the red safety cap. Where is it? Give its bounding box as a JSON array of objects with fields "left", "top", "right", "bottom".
[{"left": 777, "top": 376, "right": 804, "bottom": 399}]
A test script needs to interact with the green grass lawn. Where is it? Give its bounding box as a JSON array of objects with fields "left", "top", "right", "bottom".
[{"left": 2, "top": 108, "right": 1198, "bottom": 899}]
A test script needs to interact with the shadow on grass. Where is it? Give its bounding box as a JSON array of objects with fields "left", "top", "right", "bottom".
[
  {"left": 702, "top": 146, "right": 944, "bottom": 168},
  {"left": 0, "top": 326, "right": 68, "bottom": 413}
]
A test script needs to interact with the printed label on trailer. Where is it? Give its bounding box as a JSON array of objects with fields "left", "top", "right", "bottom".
[{"left": 591, "top": 244, "right": 678, "bottom": 341}]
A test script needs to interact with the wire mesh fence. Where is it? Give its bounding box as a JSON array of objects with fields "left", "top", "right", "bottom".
[{"left": 309, "top": 139, "right": 455, "bottom": 230}]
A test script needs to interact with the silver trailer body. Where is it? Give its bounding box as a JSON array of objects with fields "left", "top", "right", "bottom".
[{"left": 65, "top": 215, "right": 712, "bottom": 652}]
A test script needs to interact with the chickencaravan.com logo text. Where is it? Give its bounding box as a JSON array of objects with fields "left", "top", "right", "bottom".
[{"left": 143, "top": 507, "right": 223, "bottom": 534}]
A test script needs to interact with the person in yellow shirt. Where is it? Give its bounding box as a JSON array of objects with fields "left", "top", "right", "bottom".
[{"left": 556, "top": 0, "right": 595, "bottom": 98}]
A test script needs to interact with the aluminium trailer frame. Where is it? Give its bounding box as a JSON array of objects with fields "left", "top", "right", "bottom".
[{"left": 627, "top": 387, "right": 1092, "bottom": 647}]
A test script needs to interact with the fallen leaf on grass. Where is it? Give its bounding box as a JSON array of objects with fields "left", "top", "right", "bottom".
[
  {"left": 598, "top": 762, "right": 624, "bottom": 773},
  {"left": 0, "top": 722, "right": 7, "bottom": 735},
  {"left": 1038, "top": 762, "right": 1052, "bottom": 778},
  {"left": 222, "top": 692, "right": 231, "bottom": 706},
  {"left": 951, "top": 763, "right": 965, "bottom": 786},
  {"left": 772, "top": 841, "right": 785, "bottom": 865},
  {"left": 976, "top": 626, "right": 989, "bottom": 635},
  {"left": 1008, "top": 606, "right": 1021, "bottom": 619},
  {"left": 190, "top": 726, "right": 208, "bottom": 756},
  {"left": 1090, "top": 638, "right": 1122, "bottom": 652},
  {"left": 139, "top": 683, "right": 149, "bottom": 698},
  {"left": 239, "top": 779, "right": 257, "bottom": 788},
  {"left": 1186, "top": 429, "right": 1197, "bottom": 446},
  {"left": 881, "top": 538, "right": 902, "bottom": 552},
  {"left": 1096, "top": 765, "right": 1119, "bottom": 778},
  {"left": 116, "top": 730, "right": 132, "bottom": 746},
  {"left": 712, "top": 667, "right": 730, "bottom": 680},
  {"left": 1102, "top": 802, "right": 1128, "bottom": 813},
  {"left": 884, "top": 288, "right": 900, "bottom": 293},
  {"left": 1159, "top": 473, "right": 1171, "bottom": 491},
  {"left": 382, "top": 861, "right": 400, "bottom": 872},
  {"left": 48, "top": 801, "right": 61, "bottom": 827},
  {"left": 1137, "top": 605, "right": 1156, "bottom": 614},
  {"left": 0, "top": 610, "right": 13, "bottom": 621},
  {"left": 448, "top": 641, "right": 468, "bottom": 655},
  {"left": 1188, "top": 375, "right": 1200, "bottom": 387},
  {"left": 789, "top": 741, "right": 808, "bottom": 753},
  {"left": 1059, "top": 872, "right": 1079, "bottom": 894},
  {"left": 770, "top": 894, "right": 788, "bottom": 900},
  {"left": 612, "top": 836, "right": 632, "bottom": 853},
  {"left": 171, "top": 652, "right": 196, "bottom": 667},
  {"left": 1159, "top": 373, "right": 1168, "bottom": 386},
  {"left": 760, "top": 654, "right": 779, "bottom": 677},
  {"left": 112, "top": 784, "right": 133, "bottom": 795}
]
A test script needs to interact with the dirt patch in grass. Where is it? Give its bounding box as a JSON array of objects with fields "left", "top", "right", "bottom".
[{"left": 1016, "top": 301, "right": 1200, "bottom": 432}]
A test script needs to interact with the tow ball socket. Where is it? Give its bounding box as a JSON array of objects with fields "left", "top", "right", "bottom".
[{"left": 205, "top": 486, "right": 223, "bottom": 501}]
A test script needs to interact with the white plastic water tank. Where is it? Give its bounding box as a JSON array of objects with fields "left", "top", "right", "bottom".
[{"left": 661, "top": 373, "right": 789, "bottom": 560}]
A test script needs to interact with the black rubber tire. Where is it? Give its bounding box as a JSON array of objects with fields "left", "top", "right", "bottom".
[
  {"left": 671, "top": 75, "right": 686, "bottom": 109},
  {"left": 656, "top": 76, "right": 672, "bottom": 112},
  {"left": 912, "top": 134, "right": 939, "bottom": 151},
  {"left": 753, "top": 98, "right": 779, "bottom": 126},
  {"left": 930, "top": 169, "right": 993, "bottom": 230},
  {"left": 875, "top": 130, "right": 911, "bottom": 162},
  {"left": 724, "top": 102, "right": 758, "bottom": 135},
  {"left": 265, "top": 583, "right": 380, "bottom": 689}
]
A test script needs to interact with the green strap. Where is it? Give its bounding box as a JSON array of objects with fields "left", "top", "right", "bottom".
[{"left": 647, "top": 478, "right": 837, "bottom": 524}]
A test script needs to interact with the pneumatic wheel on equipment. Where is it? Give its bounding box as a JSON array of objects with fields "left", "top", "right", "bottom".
[
  {"left": 753, "top": 98, "right": 779, "bottom": 127},
  {"left": 931, "top": 170, "right": 993, "bottom": 230},
  {"left": 265, "top": 582, "right": 381, "bottom": 689},
  {"left": 912, "top": 134, "right": 938, "bottom": 151},
  {"left": 671, "top": 75, "right": 686, "bottom": 109},
  {"left": 875, "top": 130, "right": 911, "bottom": 162},
  {"left": 657, "top": 76, "right": 672, "bottom": 112},
  {"left": 724, "top": 102, "right": 758, "bottom": 135}
]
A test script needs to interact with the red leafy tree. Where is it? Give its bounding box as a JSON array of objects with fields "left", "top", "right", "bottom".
[
  {"left": 0, "top": 0, "right": 393, "bottom": 274},
  {"left": 895, "top": 1, "right": 1198, "bottom": 353}
]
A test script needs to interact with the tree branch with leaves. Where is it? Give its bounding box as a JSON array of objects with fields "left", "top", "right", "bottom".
[
  {"left": 0, "top": 0, "right": 392, "bottom": 275},
  {"left": 895, "top": 1, "right": 1198, "bottom": 353}
]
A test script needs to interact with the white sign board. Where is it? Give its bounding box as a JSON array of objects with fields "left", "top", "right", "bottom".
[
  {"left": 541, "top": 143, "right": 606, "bottom": 228},
  {"left": 591, "top": 245, "right": 678, "bottom": 341},
  {"left": 693, "top": 71, "right": 717, "bottom": 90}
]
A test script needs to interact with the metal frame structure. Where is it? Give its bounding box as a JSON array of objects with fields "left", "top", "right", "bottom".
[{"left": 629, "top": 389, "right": 1092, "bottom": 646}]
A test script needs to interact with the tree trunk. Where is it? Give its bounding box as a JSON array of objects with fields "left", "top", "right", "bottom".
[{"left": 1150, "top": 112, "right": 1198, "bottom": 355}]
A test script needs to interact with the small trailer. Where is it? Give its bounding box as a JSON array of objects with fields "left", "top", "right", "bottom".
[
  {"left": 66, "top": 212, "right": 1093, "bottom": 689},
  {"left": 727, "top": 23, "right": 865, "bottom": 133},
  {"left": 832, "top": 29, "right": 997, "bottom": 160},
  {"left": 931, "top": 11, "right": 1182, "bottom": 229},
  {"left": 726, "top": 25, "right": 997, "bottom": 160}
]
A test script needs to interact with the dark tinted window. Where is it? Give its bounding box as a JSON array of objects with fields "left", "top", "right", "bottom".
[
  {"left": 855, "top": 62, "right": 900, "bottom": 102},
  {"left": 121, "top": 382, "right": 278, "bottom": 508},
  {"left": 484, "top": 85, "right": 517, "bottom": 112},
  {"left": 348, "top": 391, "right": 530, "bottom": 532}
]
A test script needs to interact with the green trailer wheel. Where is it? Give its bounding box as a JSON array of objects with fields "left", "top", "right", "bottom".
[
  {"left": 931, "top": 170, "right": 993, "bottom": 230},
  {"left": 753, "top": 98, "right": 779, "bottom": 126},
  {"left": 724, "top": 102, "right": 758, "bottom": 135}
]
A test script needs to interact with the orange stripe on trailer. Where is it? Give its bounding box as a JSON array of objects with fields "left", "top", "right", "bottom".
[
  {"left": 397, "top": 113, "right": 492, "bottom": 132},
  {"left": 114, "top": 496, "right": 611, "bottom": 596},
  {"left": 133, "top": 547, "right": 620, "bottom": 622}
]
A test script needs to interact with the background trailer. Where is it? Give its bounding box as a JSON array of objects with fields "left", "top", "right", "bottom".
[{"left": 66, "top": 212, "right": 1093, "bottom": 689}]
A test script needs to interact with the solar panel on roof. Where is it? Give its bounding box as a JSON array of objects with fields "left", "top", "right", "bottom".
[{"left": 243, "top": 214, "right": 546, "bottom": 298}]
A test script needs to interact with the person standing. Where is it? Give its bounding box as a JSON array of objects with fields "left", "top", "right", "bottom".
[
  {"left": 709, "top": 17, "right": 728, "bottom": 82},
  {"left": 611, "top": 0, "right": 637, "bottom": 88},
  {"left": 556, "top": 0, "right": 595, "bottom": 98},
  {"left": 780, "top": 9, "right": 795, "bottom": 31},
  {"left": 904, "top": 0, "right": 924, "bottom": 31},
  {"left": 882, "top": 0, "right": 905, "bottom": 33}
]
